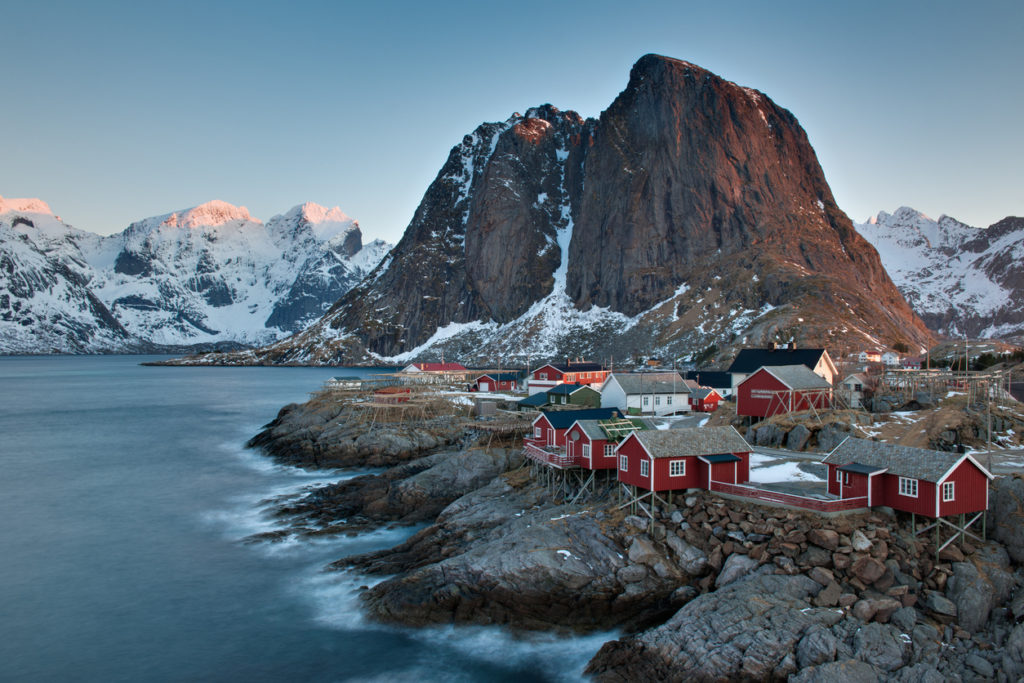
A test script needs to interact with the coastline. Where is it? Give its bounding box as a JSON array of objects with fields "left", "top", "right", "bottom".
[{"left": 246, "top": 388, "right": 1024, "bottom": 680}]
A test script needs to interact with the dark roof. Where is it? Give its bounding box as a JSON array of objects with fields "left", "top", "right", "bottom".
[
  {"left": 699, "top": 453, "right": 742, "bottom": 463},
  {"left": 518, "top": 393, "right": 548, "bottom": 407},
  {"left": 632, "top": 427, "right": 750, "bottom": 458},
  {"left": 839, "top": 463, "right": 887, "bottom": 475},
  {"left": 547, "top": 383, "right": 595, "bottom": 395},
  {"left": 727, "top": 348, "right": 829, "bottom": 375},
  {"left": 823, "top": 437, "right": 993, "bottom": 482},
  {"left": 477, "top": 372, "right": 518, "bottom": 382},
  {"left": 683, "top": 371, "right": 732, "bottom": 389},
  {"left": 537, "top": 408, "right": 620, "bottom": 429}
]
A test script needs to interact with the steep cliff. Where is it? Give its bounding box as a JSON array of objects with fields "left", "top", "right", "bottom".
[{"left": 196, "top": 55, "right": 934, "bottom": 366}]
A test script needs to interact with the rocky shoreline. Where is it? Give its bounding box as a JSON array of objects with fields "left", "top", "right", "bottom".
[{"left": 248, "top": 394, "right": 1024, "bottom": 681}]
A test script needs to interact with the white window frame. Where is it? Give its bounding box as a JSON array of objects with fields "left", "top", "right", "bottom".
[
  {"left": 640, "top": 460, "right": 650, "bottom": 477},
  {"left": 898, "top": 477, "right": 918, "bottom": 498},
  {"left": 655, "top": 396, "right": 661, "bottom": 406},
  {"left": 619, "top": 455, "right": 628, "bottom": 472},
  {"left": 843, "top": 472, "right": 850, "bottom": 486},
  {"left": 835, "top": 469, "right": 842, "bottom": 483},
  {"left": 666, "top": 396, "right": 672, "bottom": 405},
  {"left": 604, "top": 444, "right": 615, "bottom": 458},
  {"left": 539, "top": 372, "right": 547, "bottom": 380},
  {"left": 582, "top": 444, "right": 591, "bottom": 460},
  {"left": 642, "top": 396, "right": 649, "bottom": 406},
  {"left": 535, "top": 427, "right": 542, "bottom": 438},
  {"left": 942, "top": 481, "right": 955, "bottom": 502},
  {"left": 669, "top": 460, "right": 685, "bottom": 477}
]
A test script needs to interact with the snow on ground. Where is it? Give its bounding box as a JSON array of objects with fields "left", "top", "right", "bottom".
[{"left": 748, "top": 452, "right": 824, "bottom": 483}]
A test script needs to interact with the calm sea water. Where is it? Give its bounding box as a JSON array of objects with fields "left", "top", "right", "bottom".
[{"left": 0, "top": 356, "right": 609, "bottom": 682}]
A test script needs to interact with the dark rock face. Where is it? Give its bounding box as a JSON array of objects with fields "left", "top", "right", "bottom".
[{"left": 246, "top": 54, "right": 931, "bottom": 365}]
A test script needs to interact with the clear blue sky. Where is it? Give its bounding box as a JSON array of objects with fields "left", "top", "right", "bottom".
[{"left": 3, "top": 0, "right": 1021, "bottom": 242}]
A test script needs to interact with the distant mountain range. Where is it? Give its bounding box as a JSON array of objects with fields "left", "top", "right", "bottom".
[
  {"left": 4, "top": 56, "right": 1020, "bottom": 362},
  {"left": 0, "top": 196, "right": 390, "bottom": 353},
  {"left": 854, "top": 207, "right": 1024, "bottom": 343}
]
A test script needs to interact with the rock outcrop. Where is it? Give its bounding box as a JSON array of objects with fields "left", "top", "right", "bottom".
[{"left": 216, "top": 54, "right": 933, "bottom": 366}]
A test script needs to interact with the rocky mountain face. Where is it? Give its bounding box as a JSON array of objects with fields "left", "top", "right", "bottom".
[
  {"left": 221, "top": 54, "right": 931, "bottom": 366},
  {"left": 0, "top": 196, "right": 390, "bottom": 353},
  {"left": 855, "top": 207, "right": 1024, "bottom": 342}
]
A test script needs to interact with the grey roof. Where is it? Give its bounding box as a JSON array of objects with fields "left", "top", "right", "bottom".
[
  {"left": 606, "top": 372, "right": 691, "bottom": 395},
  {"left": 692, "top": 387, "right": 721, "bottom": 400},
  {"left": 754, "top": 365, "right": 833, "bottom": 390},
  {"left": 823, "top": 437, "right": 992, "bottom": 482},
  {"left": 573, "top": 419, "right": 609, "bottom": 441},
  {"left": 633, "top": 426, "right": 750, "bottom": 458}
]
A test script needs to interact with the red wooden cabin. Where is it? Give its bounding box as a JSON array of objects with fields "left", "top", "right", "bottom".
[
  {"left": 528, "top": 408, "right": 620, "bottom": 449},
  {"left": 689, "top": 387, "right": 723, "bottom": 412},
  {"left": 822, "top": 438, "right": 993, "bottom": 517},
  {"left": 616, "top": 427, "right": 751, "bottom": 493},
  {"left": 528, "top": 360, "right": 609, "bottom": 394},
  {"left": 564, "top": 419, "right": 635, "bottom": 470},
  {"left": 736, "top": 365, "right": 833, "bottom": 418},
  {"left": 473, "top": 373, "right": 518, "bottom": 392}
]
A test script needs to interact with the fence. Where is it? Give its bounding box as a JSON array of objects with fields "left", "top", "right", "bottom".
[
  {"left": 710, "top": 481, "right": 868, "bottom": 513},
  {"left": 524, "top": 443, "right": 577, "bottom": 469}
]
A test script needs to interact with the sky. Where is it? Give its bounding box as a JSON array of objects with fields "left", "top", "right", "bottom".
[{"left": 2, "top": 0, "right": 1021, "bottom": 243}]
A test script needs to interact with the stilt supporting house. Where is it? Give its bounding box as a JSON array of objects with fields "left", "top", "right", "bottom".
[{"left": 912, "top": 511, "right": 987, "bottom": 563}]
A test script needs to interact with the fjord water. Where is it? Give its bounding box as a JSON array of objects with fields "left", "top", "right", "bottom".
[{"left": 0, "top": 356, "right": 606, "bottom": 682}]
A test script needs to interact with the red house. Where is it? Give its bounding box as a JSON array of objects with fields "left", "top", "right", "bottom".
[
  {"left": 564, "top": 419, "right": 634, "bottom": 470},
  {"left": 473, "top": 372, "right": 518, "bottom": 392},
  {"left": 529, "top": 408, "right": 621, "bottom": 448},
  {"left": 616, "top": 427, "right": 751, "bottom": 493},
  {"left": 528, "top": 360, "right": 609, "bottom": 394},
  {"left": 689, "top": 387, "right": 723, "bottom": 412},
  {"left": 822, "top": 438, "right": 993, "bottom": 517},
  {"left": 736, "top": 365, "right": 833, "bottom": 419}
]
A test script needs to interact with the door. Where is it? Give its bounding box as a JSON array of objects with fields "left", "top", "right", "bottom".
[{"left": 480, "top": 382, "right": 490, "bottom": 392}]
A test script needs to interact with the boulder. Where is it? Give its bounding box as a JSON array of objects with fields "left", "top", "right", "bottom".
[
  {"left": 989, "top": 475, "right": 1024, "bottom": 562},
  {"left": 945, "top": 548, "right": 1016, "bottom": 633},
  {"left": 816, "top": 423, "right": 852, "bottom": 452},
  {"left": 851, "top": 622, "right": 911, "bottom": 672},
  {"left": 851, "top": 556, "right": 886, "bottom": 584},
  {"left": 665, "top": 534, "right": 709, "bottom": 576},
  {"left": 786, "top": 424, "right": 812, "bottom": 451},
  {"left": 807, "top": 528, "right": 840, "bottom": 551},
  {"left": 920, "top": 590, "right": 957, "bottom": 621},
  {"left": 789, "top": 659, "right": 879, "bottom": 683},
  {"left": 715, "top": 553, "right": 759, "bottom": 588},
  {"left": 795, "top": 624, "right": 838, "bottom": 668},
  {"left": 850, "top": 529, "right": 873, "bottom": 552}
]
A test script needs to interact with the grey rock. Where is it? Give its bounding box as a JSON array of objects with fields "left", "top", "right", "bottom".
[
  {"left": 812, "top": 581, "right": 841, "bottom": 608},
  {"left": 616, "top": 564, "right": 647, "bottom": 583},
  {"left": 852, "top": 622, "right": 911, "bottom": 672},
  {"left": 715, "top": 552, "right": 759, "bottom": 588},
  {"left": 787, "top": 424, "right": 812, "bottom": 451},
  {"left": 921, "top": 590, "right": 958, "bottom": 619},
  {"left": 851, "top": 529, "right": 873, "bottom": 552},
  {"left": 628, "top": 535, "right": 661, "bottom": 565},
  {"left": 796, "top": 624, "right": 838, "bottom": 668},
  {"left": 946, "top": 555, "right": 1015, "bottom": 633},
  {"left": 789, "top": 659, "right": 880, "bottom": 683},
  {"left": 670, "top": 510, "right": 684, "bottom": 524},
  {"left": 965, "top": 653, "right": 994, "bottom": 678},
  {"left": 586, "top": 573, "right": 844, "bottom": 681},
  {"left": 817, "top": 423, "right": 852, "bottom": 452},
  {"left": 808, "top": 528, "right": 840, "bottom": 551},
  {"left": 665, "top": 534, "right": 708, "bottom": 576},
  {"left": 889, "top": 606, "right": 917, "bottom": 632}
]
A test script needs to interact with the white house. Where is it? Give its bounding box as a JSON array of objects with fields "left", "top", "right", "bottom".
[
  {"left": 881, "top": 351, "right": 901, "bottom": 367},
  {"left": 840, "top": 373, "right": 869, "bottom": 409},
  {"left": 599, "top": 372, "right": 694, "bottom": 416}
]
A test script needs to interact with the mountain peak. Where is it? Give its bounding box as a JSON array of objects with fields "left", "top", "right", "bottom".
[
  {"left": 292, "top": 202, "right": 354, "bottom": 226},
  {"left": 162, "top": 200, "right": 258, "bottom": 229},
  {"left": 0, "top": 196, "right": 53, "bottom": 215}
]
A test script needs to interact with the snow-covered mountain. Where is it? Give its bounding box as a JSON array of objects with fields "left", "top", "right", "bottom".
[
  {"left": 855, "top": 207, "right": 1024, "bottom": 340},
  {"left": 0, "top": 196, "right": 390, "bottom": 353}
]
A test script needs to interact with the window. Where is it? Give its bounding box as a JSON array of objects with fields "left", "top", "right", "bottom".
[
  {"left": 942, "top": 481, "right": 955, "bottom": 502},
  {"left": 640, "top": 460, "right": 650, "bottom": 477},
  {"left": 835, "top": 469, "right": 842, "bottom": 483},
  {"left": 667, "top": 396, "right": 672, "bottom": 405},
  {"left": 535, "top": 427, "right": 542, "bottom": 438},
  {"left": 619, "top": 455, "right": 628, "bottom": 471},
  {"left": 655, "top": 396, "right": 661, "bottom": 406},
  {"left": 643, "top": 396, "right": 649, "bottom": 406},
  {"left": 669, "top": 460, "right": 685, "bottom": 477},
  {"left": 854, "top": 384, "right": 863, "bottom": 392},
  {"left": 560, "top": 396, "right": 566, "bottom": 404},
  {"left": 899, "top": 477, "right": 918, "bottom": 498},
  {"left": 604, "top": 444, "right": 615, "bottom": 458},
  {"left": 582, "top": 444, "right": 591, "bottom": 460},
  {"left": 539, "top": 372, "right": 547, "bottom": 380},
  {"left": 843, "top": 472, "right": 850, "bottom": 486}
]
